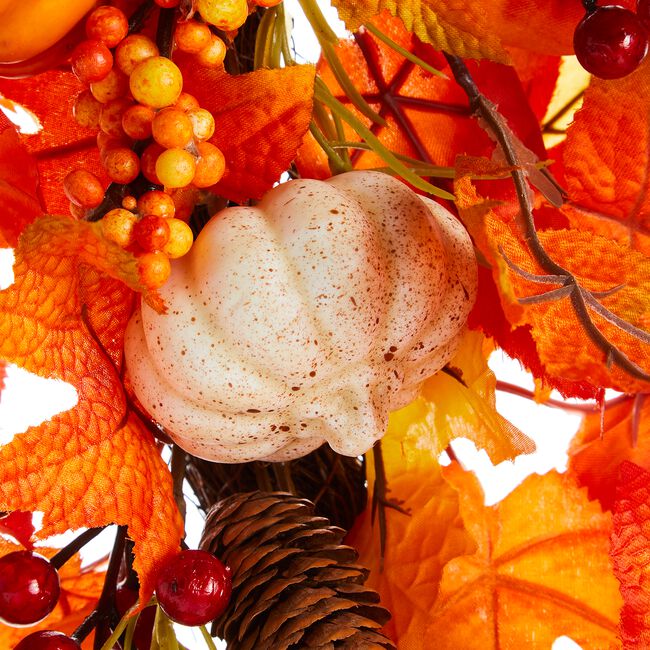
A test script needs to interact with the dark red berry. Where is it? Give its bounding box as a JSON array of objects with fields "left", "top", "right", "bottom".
[
  {"left": 574, "top": 6, "right": 648, "bottom": 79},
  {"left": 0, "top": 551, "right": 60, "bottom": 626},
  {"left": 154, "top": 549, "right": 232, "bottom": 626},
  {"left": 115, "top": 582, "right": 156, "bottom": 650},
  {"left": 638, "top": 0, "right": 650, "bottom": 32},
  {"left": 14, "top": 630, "right": 81, "bottom": 650}
]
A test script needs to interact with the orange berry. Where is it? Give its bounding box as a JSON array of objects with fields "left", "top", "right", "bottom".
[
  {"left": 134, "top": 215, "right": 171, "bottom": 252},
  {"left": 130, "top": 56, "right": 183, "bottom": 109},
  {"left": 122, "top": 104, "right": 155, "bottom": 140},
  {"left": 155, "top": 148, "right": 196, "bottom": 188},
  {"left": 63, "top": 169, "right": 105, "bottom": 208},
  {"left": 86, "top": 6, "right": 129, "bottom": 48},
  {"left": 196, "top": 0, "right": 248, "bottom": 31},
  {"left": 196, "top": 34, "right": 226, "bottom": 68},
  {"left": 91, "top": 68, "right": 129, "bottom": 103},
  {"left": 71, "top": 39, "right": 113, "bottom": 84},
  {"left": 255, "top": 0, "right": 283, "bottom": 6},
  {"left": 122, "top": 195, "right": 138, "bottom": 210},
  {"left": 97, "top": 131, "right": 132, "bottom": 160},
  {"left": 102, "top": 208, "right": 138, "bottom": 247},
  {"left": 174, "top": 92, "right": 200, "bottom": 113},
  {"left": 115, "top": 35, "right": 159, "bottom": 76},
  {"left": 137, "top": 190, "right": 176, "bottom": 219},
  {"left": 99, "top": 97, "right": 132, "bottom": 137},
  {"left": 152, "top": 108, "right": 193, "bottom": 149},
  {"left": 103, "top": 147, "right": 141, "bottom": 184},
  {"left": 73, "top": 90, "right": 102, "bottom": 129},
  {"left": 141, "top": 142, "right": 165, "bottom": 184},
  {"left": 138, "top": 251, "right": 172, "bottom": 289},
  {"left": 174, "top": 20, "right": 212, "bottom": 54},
  {"left": 187, "top": 108, "right": 215, "bottom": 141},
  {"left": 154, "top": 0, "right": 180, "bottom": 6},
  {"left": 163, "top": 218, "right": 194, "bottom": 258},
  {"left": 192, "top": 142, "right": 225, "bottom": 188}
]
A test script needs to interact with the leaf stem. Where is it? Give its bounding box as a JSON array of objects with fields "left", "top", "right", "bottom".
[
  {"left": 50, "top": 527, "right": 106, "bottom": 570},
  {"left": 445, "top": 53, "right": 650, "bottom": 382},
  {"left": 200, "top": 625, "right": 219, "bottom": 650}
]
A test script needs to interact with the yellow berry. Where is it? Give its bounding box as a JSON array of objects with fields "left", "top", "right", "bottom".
[
  {"left": 102, "top": 208, "right": 138, "bottom": 247},
  {"left": 99, "top": 97, "right": 132, "bottom": 137},
  {"left": 155, "top": 148, "right": 196, "bottom": 188},
  {"left": 187, "top": 108, "right": 215, "bottom": 141},
  {"left": 122, "top": 195, "right": 137, "bottom": 210},
  {"left": 73, "top": 90, "right": 102, "bottom": 129},
  {"left": 90, "top": 68, "right": 129, "bottom": 103},
  {"left": 115, "top": 34, "right": 159, "bottom": 75},
  {"left": 163, "top": 218, "right": 194, "bottom": 258},
  {"left": 196, "top": 0, "right": 248, "bottom": 31},
  {"left": 130, "top": 56, "right": 183, "bottom": 109},
  {"left": 122, "top": 103, "right": 155, "bottom": 140},
  {"left": 174, "top": 20, "right": 212, "bottom": 54}
]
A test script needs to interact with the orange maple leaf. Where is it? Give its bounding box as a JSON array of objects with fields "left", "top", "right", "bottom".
[
  {"left": 177, "top": 57, "right": 316, "bottom": 203},
  {"left": 569, "top": 396, "right": 650, "bottom": 511},
  {"left": 431, "top": 465, "right": 622, "bottom": 649},
  {"left": 610, "top": 461, "right": 650, "bottom": 649},
  {"left": 0, "top": 70, "right": 107, "bottom": 216},
  {"left": 561, "top": 57, "right": 650, "bottom": 255},
  {"left": 296, "top": 13, "right": 549, "bottom": 183},
  {"left": 330, "top": 0, "right": 595, "bottom": 61},
  {"left": 0, "top": 115, "right": 43, "bottom": 247},
  {"left": 0, "top": 216, "right": 183, "bottom": 605}
]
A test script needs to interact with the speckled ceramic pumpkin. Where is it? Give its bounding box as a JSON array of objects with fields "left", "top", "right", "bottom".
[{"left": 124, "top": 171, "right": 477, "bottom": 462}]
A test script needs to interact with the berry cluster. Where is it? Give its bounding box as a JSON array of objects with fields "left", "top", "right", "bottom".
[
  {"left": 574, "top": 2, "right": 650, "bottom": 79},
  {"left": 65, "top": 4, "right": 240, "bottom": 288}
]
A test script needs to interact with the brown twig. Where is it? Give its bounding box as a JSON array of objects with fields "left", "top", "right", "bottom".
[{"left": 444, "top": 53, "right": 650, "bottom": 383}]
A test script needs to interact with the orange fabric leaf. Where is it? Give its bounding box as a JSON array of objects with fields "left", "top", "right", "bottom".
[
  {"left": 0, "top": 215, "right": 182, "bottom": 604},
  {"left": 569, "top": 397, "right": 650, "bottom": 511},
  {"left": 0, "top": 554, "right": 105, "bottom": 649},
  {"left": 0, "top": 70, "right": 108, "bottom": 215},
  {"left": 432, "top": 465, "right": 622, "bottom": 649},
  {"left": 610, "top": 461, "right": 650, "bottom": 648},
  {"left": 178, "top": 58, "right": 315, "bottom": 203},
  {"left": 331, "top": 0, "right": 594, "bottom": 61},
  {"left": 0, "top": 113, "right": 43, "bottom": 246},
  {"left": 346, "top": 407, "right": 476, "bottom": 644},
  {"left": 296, "top": 13, "right": 546, "bottom": 182},
  {"left": 562, "top": 57, "right": 650, "bottom": 255}
]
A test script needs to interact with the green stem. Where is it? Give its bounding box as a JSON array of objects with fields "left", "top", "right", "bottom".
[
  {"left": 363, "top": 22, "right": 446, "bottom": 79},
  {"left": 200, "top": 625, "right": 219, "bottom": 650},
  {"left": 309, "top": 121, "right": 351, "bottom": 174},
  {"left": 253, "top": 7, "right": 277, "bottom": 69},
  {"left": 315, "top": 78, "right": 454, "bottom": 199}
]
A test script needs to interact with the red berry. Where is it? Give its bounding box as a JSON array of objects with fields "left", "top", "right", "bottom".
[
  {"left": 134, "top": 215, "right": 171, "bottom": 252},
  {"left": 574, "top": 6, "right": 648, "bottom": 79},
  {"left": 115, "top": 583, "right": 156, "bottom": 650},
  {"left": 638, "top": 0, "right": 650, "bottom": 32},
  {"left": 14, "top": 631, "right": 81, "bottom": 650},
  {"left": 155, "top": 549, "right": 232, "bottom": 626},
  {"left": 70, "top": 39, "right": 113, "bottom": 84},
  {"left": 0, "top": 551, "right": 60, "bottom": 626}
]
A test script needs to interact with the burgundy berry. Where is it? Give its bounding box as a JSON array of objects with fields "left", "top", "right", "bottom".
[
  {"left": 574, "top": 5, "right": 648, "bottom": 79},
  {"left": 14, "top": 630, "right": 81, "bottom": 650},
  {"left": 638, "top": 0, "right": 650, "bottom": 32},
  {"left": 0, "top": 551, "right": 60, "bottom": 626},
  {"left": 154, "top": 549, "right": 232, "bottom": 626},
  {"left": 115, "top": 582, "right": 156, "bottom": 649}
]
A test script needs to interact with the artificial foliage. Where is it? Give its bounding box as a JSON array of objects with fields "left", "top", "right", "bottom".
[{"left": 0, "top": 0, "right": 649, "bottom": 649}]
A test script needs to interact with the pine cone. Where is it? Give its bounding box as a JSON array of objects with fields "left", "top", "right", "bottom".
[
  {"left": 201, "top": 491, "right": 395, "bottom": 650},
  {"left": 186, "top": 445, "right": 367, "bottom": 531}
]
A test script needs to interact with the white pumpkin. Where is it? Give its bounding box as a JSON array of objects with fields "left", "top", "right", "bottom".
[{"left": 124, "top": 171, "right": 477, "bottom": 462}]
